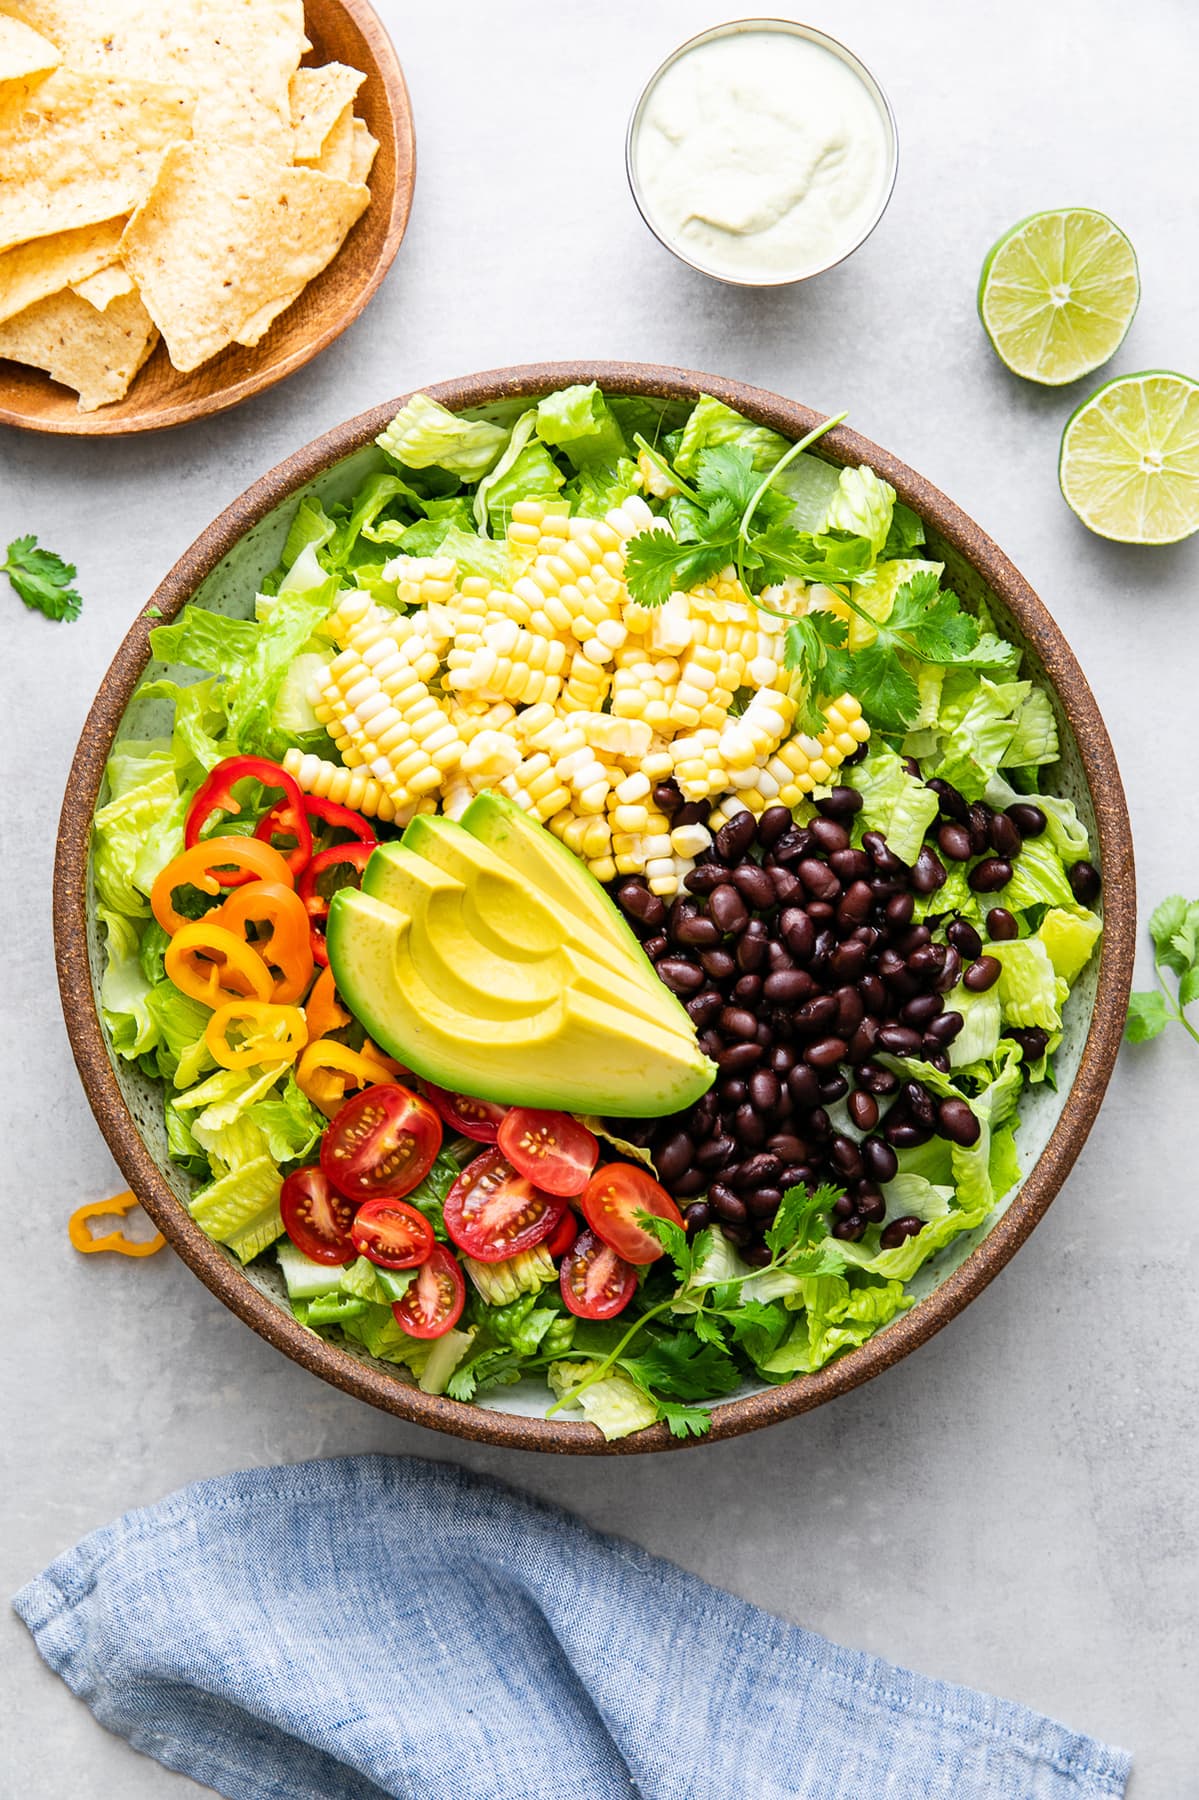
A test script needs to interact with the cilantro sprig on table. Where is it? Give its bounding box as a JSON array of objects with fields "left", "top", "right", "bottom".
[
  {"left": 1125, "top": 896, "right": 1199, "bottom": 1049},
  {"left": 4, "top": 534, "right": 82, "bottom": 622},
  {"left": 624, "top": 424, "right": 1009, "bottom": 734},
  {"left": 543, "top": 1182, "right": 846, "bottom": 1438}
]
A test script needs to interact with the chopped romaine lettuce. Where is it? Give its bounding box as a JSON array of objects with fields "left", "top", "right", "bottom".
[
  {"left": 377, "top": 393, "right": 507, "bottom": 480},
  {"left": 674, "top": 393, "right": 789, "bottom": 477},
  {"left": 823, "top": 464, "right": 895, "bottom": 558},
  {"left": 548, "top": 1360, "right": 658, "bottom": 1440},
  {"left": 846, "top": 745, "right": 939, "bottom": 867},
  {"left": 535, "top": 384, "right": 629, "bottom": 469}
]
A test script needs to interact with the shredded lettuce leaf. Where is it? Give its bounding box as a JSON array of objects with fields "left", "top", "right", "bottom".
[
  {"left": 847, "top": 745, "right": 939, "bottom": 867},
  {"left": 823, "top": 464, "right": 895, "bottom": 559},
  {"left": 673, "top": 393, "right": 789, "bottom": 477},
  {"left": 535, "top": 384, "right": 629, "bottom": 470},
  {"left": 377, "top": 393, "right": 507, "bottom": 480}
]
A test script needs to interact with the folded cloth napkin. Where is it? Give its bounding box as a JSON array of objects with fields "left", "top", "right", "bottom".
[{"left": 14, "top": 1455, "right": 1129, "bottom": 1800}]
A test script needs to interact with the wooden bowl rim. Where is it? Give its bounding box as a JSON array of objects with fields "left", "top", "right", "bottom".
[
  {"left": 0, "top": 0, "right": 415, "bottom": 438},
  {"left": 53, "top": 359, "right": 1136, "bottom": 1453}
]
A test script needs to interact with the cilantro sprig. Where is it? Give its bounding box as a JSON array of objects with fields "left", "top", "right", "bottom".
[
  {"left": 4, "top": 534, "right": 82, "bottom": 622},
  {"left": 1125, "top": 895, "right": 1199, "bottom": 1049},
  {"left": 543, "top": 1182, "right": 846, "bottom": 1436}
]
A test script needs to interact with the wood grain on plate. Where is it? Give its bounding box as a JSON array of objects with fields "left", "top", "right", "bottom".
[
  {"left": 0, "top": 0, "right": 414, "bottom": 437},
  {"left": 54, "top": 363, "right": 1136, "bottom": 1453}
]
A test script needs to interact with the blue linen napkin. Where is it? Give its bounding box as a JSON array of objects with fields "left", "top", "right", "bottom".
[{"left": 14, "top": 1455, "right": 1129, "bottom": 1800}]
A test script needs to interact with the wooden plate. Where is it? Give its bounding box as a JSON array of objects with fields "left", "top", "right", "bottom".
[
  {"left": 0, "top": 0, "right": 415, "bottom": 437},
  {"left": 54, "top": 364, "right": 1135, "bottom": 1452}
]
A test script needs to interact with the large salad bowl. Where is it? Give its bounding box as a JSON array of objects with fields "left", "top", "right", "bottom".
[{"left": 54, "top": 362, "right": 1135, "bottom": 1452}]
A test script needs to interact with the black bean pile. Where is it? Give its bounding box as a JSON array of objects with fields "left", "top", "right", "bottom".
[{"left": 609, "top": 768, "right": 1101, "bottom": 1264}]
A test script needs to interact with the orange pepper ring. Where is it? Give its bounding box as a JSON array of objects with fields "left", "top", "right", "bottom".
[
  {"left": 69, "top": 1192, "right": 166, "bottom": 1257},
  {"left": 217, "top": 881, "right": 314, "bottom": 1004},
  {"left": 150, "top": 835, "right": 293, "bottom": 935}
]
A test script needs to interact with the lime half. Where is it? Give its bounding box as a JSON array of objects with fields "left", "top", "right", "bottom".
[
  {"left": 978, "top": 208, "right": 1139, "bottom": 385},
  {"left": 1059, "top": 371, "right": 1199, "bottom": 544}
]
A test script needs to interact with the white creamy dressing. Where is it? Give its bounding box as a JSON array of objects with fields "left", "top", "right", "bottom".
[{"left": 633, "top": 29, "right": 891, "bottom": 283}]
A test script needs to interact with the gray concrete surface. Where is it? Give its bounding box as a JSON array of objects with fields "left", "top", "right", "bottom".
[{"left": 3, "top": 1, "right": 1198, "bottom": 1793}]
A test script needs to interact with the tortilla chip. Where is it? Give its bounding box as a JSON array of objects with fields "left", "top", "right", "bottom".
[
  {"left": 71, "top": 262, "right": 135, "bottom": 310},
  {"left": 0, "top": 217, "right": 127, "bottom": 324},
  {"left": 349, "top": 118, "right": 378, "bottom": 187},
  {"left": 120, "top": 141, "right": 369, "bottom": 372},
  {"left": 311, "top": 102, "right": 355, "bottom": 182},
  {"left": 234, "top": 286, "right": 305, "bottom": 348},
  {"left": 4, "top": 1, "right": 306, "bottom": 152},
  {"left": 0, "top": 14, "right": 59, "bottom": 83},
  {"left": 0, "top": 69, "right": 193, "bottom": 253},
  {"left": 291, "top": 63, "right": 364, "bottom": 163},
  {"left": 0, "top": 283, "right": 157, "bottom": 409}
]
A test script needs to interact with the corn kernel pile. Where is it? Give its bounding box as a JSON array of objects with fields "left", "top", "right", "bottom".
[{"left": 283, "top": 496, "right": 869, "bottom": 898}]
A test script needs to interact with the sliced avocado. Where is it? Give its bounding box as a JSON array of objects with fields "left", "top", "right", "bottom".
[
  {"left": 393, "top": 816, "right": 694, "bottom": 1040},
  {"left": 462, "top": 791, "right": 649, "bottom": 972},
  {"left": 327, "top": 888, "right": 714, "bottom": 1116}
]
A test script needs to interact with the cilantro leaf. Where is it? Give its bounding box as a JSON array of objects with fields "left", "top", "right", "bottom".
[
  {"left": 656, "top": 1401, "right": 712, "bottom": 1439},
  {"left": 619, "top": 1329, "right": 741, "bottom": 1402},
  {"left": 1125, "top": 893, "right": 1199, "bottom": 1052},
  {"left": 694, "top": 443, "right": 761, "bottom": 515},
  {"left": 635, "top": 1209, "right": 694, "bottom": 1284},
  {"left": 882, "top": 500, "right": 925, "bottom": 559},
  {"left": 886, "top": 571, "right": 980, "bottom": 661},
  {"left": 1125, "top": 991, "right": 1171, "bottom": 1043},
  {"left": 765, "top": 1181, "right": 842, "bottom": 1258},
  {"left": 4, "top": 534, "right": 82, "bottom": 621},
  {"left": 754, "top": 523, "right": 874, "bottom": 587},
  {"left": 623, "top": 528, "right": 732, "bottom": 609},
  {"left": 1148, "top": 895, "right": 1190, "bottom": 973},
  {"left": 850, "top": 643, "right": 921, "bottom": 732}
]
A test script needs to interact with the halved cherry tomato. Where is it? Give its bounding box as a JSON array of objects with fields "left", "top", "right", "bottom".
[
  {"left": 581, "top": 1163, "right": 685, "bottom": 1266},
  {"left": 280, "top": 1167, "right": 357, "bottom": 1265},
  {"left": 424, "top": 1084, "right": 508, "bottom": 1144},
  {"left": 298, "top": 841, "right": 377, "bottom": 965},
  {"left": 150, "top": 835, "right": 293, "bottom": 936},
  {"left": 320, "top": 1083, "right": 442, "bottom": 1202},
  {"left": 544, "top": 1208, "right": 580, "bottom": 1262},
  {"left": 391, "top": 1244, "right": 466, "bottom": 1338},
  {"left": 497, "top": 1108, "right": 599, "bottom": 1197},
  {"left": 258, "top": 791, "right": 376, "bottom": 861},
  {"left": 303, "top": 965, "right": 349, "bottom": 1044},
  {"left": 216, "top": 880, "right": 314, "bottom": 1003},
  {"left": 560, "top": 1228, "right": 637, "bottom": 1320},
  {"left": 186, "top": 755, "right": 312, "bottom": 880},
  {"left": 349, "top": 1198, "right": 434, "bottom": 1269},
  {"left": 443, "top": 1148, "right": 566, "bottom": 1263}
]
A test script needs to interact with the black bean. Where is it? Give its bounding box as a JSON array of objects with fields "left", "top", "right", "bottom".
[
  {"left": 748, "top": 1069, "right": 780, "bottom": 1113},
  {"left": 829, "top": 938, "right": 869, "bottom": 981},
  {"left": 768, "top": 1132, "right": 807, "bottom": 1162},
  {"left": 927, "top": 777, "right": 968, "bottom": 822},
  {"left": 924, "top": 1048, "right": 951, "bottom": 1072},
  {"left": 926, "top": 1009, "right": 964, "bottom": 1045},
  {"left": 1007, "top": 803, "right": 1047, "bottom": 839},
  {"left": 676, "top": 801, "right": 710, "bottom": 828},
  {"left": 855, "top": 1183, "right": 887, "bottom": 1224},
  {"left": 747, "top": 1186, "right": 783, "bottom": 1219},
  {"left": 885, "top": 892, "right": 915, "bottom": 930},
  {"left": 673, "top": 1170, "right": 706, "bottom": 1198},
  {"left": 777, "top": 1163, "right": 812, "bottom": 1189},
  {"left": 946, "top": 918, "right": 983, "bottom": 960},
  {"left": 937, "top": 822, "right": 974, "bottom": 862},
  {"left": 643, "top": 933, "right": 669, "bottom": 960},
  {"left": 912, "top": 845, "right": 948, "bottom": 894},
  {"left": 731, "top": 863, "right": 776, "bottom": 910},
  {"left": 837, "top": 879, "right": 874, "bottom": 929},
  {"left": 806, "top": 1107, "right": 832, "bottom": 1139},
  {"left": 699, "top": 948, "right": 736, "bottom": 981},
  {"left": 652, "top": 780, "right": 682, "bottom": 815},
  {"left": 817, "top": 785, "right": 864, "bottom": 819},
  {"left": 721, "top": 1077, "right": 748, "bottom": 1104},
  {"left": 986, "top": 906, "right": 1019, "bottom": 941},
  {"left": 880, "top": 1216, "right": 924, "bottom": 1249},
  {"left": 737, "top": 920, "right": 770, "bottom": 971},
  {"left": 809, "top": 816, "right": 851, "bottom": 855},
  {"left": 856, "top": 1063, "right": 899, "bottom": 1097},
  {"left": 907, "top": 943, "right": 945, "bottom": 981},
  {"left": 988, "top": 811, "right": 1022, "bottom": 858},
  {"left": 683, "top": 1202, "right": 711, "bottom": 1233},
  {"left": 757, "top": 805, "right": 793, "bottom": 849},
  {"left": 696, "top": 1134, "right": 735, "bottom": 1170},
  {"left": 968, "top": 857, "right": 1012, "bottom": 894},
  {"left": 848, "top": 1018, "right": 881, "bottom": 1063},
  {"left": 716, "top": 1042, "right": 763, "bottom": 1072},
  {"left": 904, "top": 1081, "right": 936, "bottom": 1127},
  {"left": 902, "top": 992, "right": 943, "bottom": 1029},
  {"left": 764, "top": 968, "right": 810, "bottom": 1004},
  {"left": 770, "top": 827, "right": 811, "bottom": 867},
  {"left": 967, "top": 804, "right": 993, "bottom": 857},
  {"left": 832, "top": 1215, "right": 867, "bottom": 1241},
  {"left": 859, "top": 974, "right": 887, "bottom": 1015},
  {"left": 862, "top": 830, "right": 906, "bottom": 874},
  {"left": 769, "top": 866, "right": 803, "bottom": 905},
  {"left": 691, "top": 1092, "right": 719, "bottom": 1131},
  {"left": 656, "top": 1131, "right": 694, "bottom": 1182},
  {"left": 795, "top": 995, "right": 840, "bottom": 1033},
  {"left": 715, "top": 811, "right": 757, "bottom": 863},
  {"left": 885, "top": 1119, "right": 933, "bottom": 1149},
  {"left": 862, "top": 1135, "right": 899, "bottom": 1183},
  {"left": 819, "top": 1073, "right": 849, "bottom": 1104},
  {"left": 734, "top": 1103, "right": 766, "bottom": 1148},
  {"left": 829, "top": 847, "right": 873, "bottom": 883},
  {"left": 798, "top": 858, "right": 841, "bottom": 902},
  {"left": 787, "top": 1064, "right": 820, "bottom": 1108},
  {"left": 697, "top": 1029, "right": 723, "bottom": 1058},
  {"left": 709, "top": 884, "right": 749, "bottom": 933},
  {"left": 938, "top": 1097, "right": 981, "bottom": 1146},
  {"left": 729, "top": 974, "right": 759, "bottom": 1007},
  {"left": 1069, "top": 860, "right": 1102, "bottom": 904},
  {"left": 1005, "top": 1026, "right": 1049, "bottom": 1062},
  {"left": 830, "top": 1134, "right": 864, "bottom": 1180},
  {"left": 616, "top": 880, "right": 666, "bottom": 926},
  {"left": 719, "top": 1006, "right": 758, "bottom": 1041},
  {"left": 963, "top": 955, "right": 1002, "bottom": 993},
  {"left": 835, "top": 985, "right": 866, "bottom": 1038},
  {"left": 804, "top": 1035, "right": 849, "bottom": 1069},
  {"left": 710, "top": 1186, "right": 747, "bottom": 1225},
  {"left": 933, "top": 945, "right": 963, "bottom": 993},
  {"left": 674, "top": 912, "right": 721, "bottom": 948},
  {"left": 898, "top": 923, "right": 932, "bottom": 955},
  {"left": 878, "top": 1024, "right": 923, "bottom": 1056},
  {"left": 685, "top": 864, "right": 725, "bottom": 895},
  {"left": 769, "top": 1043, "right": 797, "bottom": 1074},
  {"left": 848, "top": 1089, "right": 880, "bottom": 1132},
  {"left": 656, "top": 956, "right": 704, "bottom": 995},
  {"left": 832, "top": 1193, "right": 857, "bottom": 1220},
  {"left": 733, "top": 1152, "right": 782, "bottom": 1191}
]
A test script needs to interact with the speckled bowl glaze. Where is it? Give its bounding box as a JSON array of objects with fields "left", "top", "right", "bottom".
[{"left": 54, "top": 363, "right": 1135, "bottom": 1453}]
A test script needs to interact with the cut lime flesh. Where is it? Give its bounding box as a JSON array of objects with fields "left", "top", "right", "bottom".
[
  {"left": 1059, "top": 371, "right": 1199, "bottom": 544},
  {"left": 979, "top": 208, "right": 1139, "bottom": 385}
]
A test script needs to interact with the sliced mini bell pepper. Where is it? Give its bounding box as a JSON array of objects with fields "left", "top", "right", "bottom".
[
  {"left": 205, "top": 1000, "right": 308, "bottom": 1070},
  {"left": 216, "top": 880, "right": 315, "bottom": 1003},
  {"left": 298, "top": 840, "right": 377, "bottom": 966},
  {"left": 304, "top": 964, "right": 350, "bottom": 1043},
  {"left": 164, "top": 921, "right": 274, "bottom": 1008},
  {"left": 256, "top": 791, "right": 376, "bottom": 869},
  {"left": 185, "top": 755, "right": 312, "bottom": 881},
  {"left": 296, "top": 1038, "right": 405, "bottom": 1118},
  {"left": 68, "top": 1191, "right": 166, "bottom": 1258},
  {"left": 151, "top": 835, "right": 293, "bottom": 936}
]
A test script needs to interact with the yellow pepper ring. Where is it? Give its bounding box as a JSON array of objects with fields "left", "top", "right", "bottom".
[
  {"left": 296, "top": 1038, "right": 404, "bottom": 1118},
  {"left": 205, "top": 1000, "right": 308, "bottom": 1071},
  {"left": 164, "top": 922, "right": 274, "bottom": 1009},
  {"left": 68, "top": 1192, "right": 166, "bottom": 1258}
]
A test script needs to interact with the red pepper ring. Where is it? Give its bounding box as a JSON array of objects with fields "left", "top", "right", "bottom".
[
  {"left": 186, "top": 755, "right": 312, "bottom": 883},
  {"left": 299, "top": 840, "right": 377, "bottom": 965},
  {"left": 256, "top": 792, "right": 375, "bottom": 870}
]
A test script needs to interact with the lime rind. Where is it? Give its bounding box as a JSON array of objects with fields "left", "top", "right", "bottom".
[
  {"left": 1059, "top": 370, "right": 1199, "bottom": 544},
  {"left": 978, "top": 207, "right": 1140, "bottom": 386}
]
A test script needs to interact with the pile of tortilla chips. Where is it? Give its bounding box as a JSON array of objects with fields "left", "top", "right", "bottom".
[{"left": 0, "top": 1, "right": 377, "bottom": 411}]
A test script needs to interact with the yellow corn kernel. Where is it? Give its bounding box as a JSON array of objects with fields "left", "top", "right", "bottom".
[
  {"left": 282, "top": 750, "right": 399, "bottom": 821},
  {"left": 587, "top": 855, "right": 618, "bottom": 885}
]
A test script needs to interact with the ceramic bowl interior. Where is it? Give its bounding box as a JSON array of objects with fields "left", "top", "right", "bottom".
[{"left": 56, "top": 363, "right": 1135, "bottom": 1452}]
